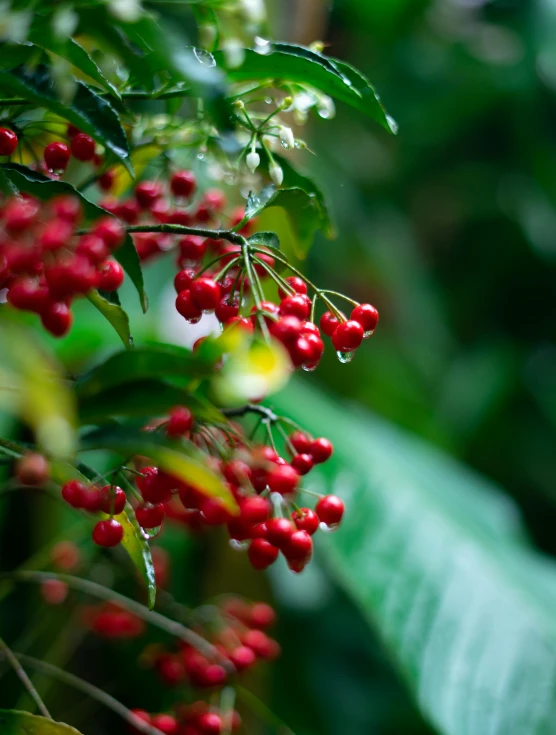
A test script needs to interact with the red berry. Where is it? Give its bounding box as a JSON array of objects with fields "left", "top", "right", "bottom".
[
  {"left": 39, "top": 218, "right": 73, "bottom": 251},
  {"left": 229, "top": 645, "right": 257, "bottom": 670},
  {"left": 175, "top": 290, "right": 203, "bottom": 322},
  {"left": 67, "top": 124, "right": 80, "bottom": 138},
  {"left": 139, "top": 471, "right": 172, "bottom": 504},
  {"left": 40, "top": 301, "right": 73, "bottom": 337},
  {"left": 289, "top": 336, "right": 313, "bottom": 367},
  {"left": 290, "top": 431, "right": 311, "bottom": 454},
  {"left": 200, "top": 496, "right": 231, "bottom": 526},
  {"left": 93, "top": 217, "right": 125, "bottom": 250},
  {"left": 179, "top": 235, "right": 206, "bottom": 261},
  {"left": 16, "top": 452, "right": 49, "bottom": 486},
  {"left": 51, "top": 195, "right": 82, "bottom": 224},
  {"left": 270, "top": 315, "right": 301, "bottom": 344},
  {"left": 62, "top": 480, "right": 86, "bottom": 508},
  {"left": 136, "top": 503, "right": 165, "bottom": 529},
  {"left": 190, "top": 277, "right": 221, "bottom": 311},
  {"left": 278, "top": 276, "right": 307, "bottom": 300},
  {"left": 129, "top": 709, "right": 151, "bottom": 734},
  {"left": 315, "top": 494, "right": 344, "bottom": 526},
  {"left": 135, "top": 180, "right": 163, "bottom": 209},
  {"left": 291, "top": 453, "right": 313, "bottom": 475},
  {"left": 197, "top": 712, "right": 223, "bottom": 734},
  {"left": 116, "top": 199, "right": 140, "bottom": 223},
  {"left": 92, "top": 519, "right": 123, "bottom": 547},
  {"left": 174, "top": 268, "right": 196, "bottom": 293},
  {"left": 331, "top": 320, "right": 364, "bottom": 351},
  {"left": 170, "top": 170, "right": 196, "bottom": 198},
  {"left": 320, "top": 310, "right": 340, "bottom": 337},
  {"left": 44, "top": 141, "right": 70, "bottom": 171},
  {"left": 98, "top": 260, "right": 124, "bottom": 291},
  {"left": 266, "top": 517, "right": 295, "bottom": 548},
  {"left": 225, "top": 316, "right": 254, "bottom": 333},
  {"left": 309, "top": 437, "right": 333, "bottom": 464},
  {"left": 200, "top": 188, "right": 226, "bottom": 213},
  {"left": 292, "top": 507, "right": 319, "bottom": 535},
  {"left": 249, "top": 602, "right": 276, "bottom": 629},
  {"left": 99, "top": 485, "right": 126, "bottom": 515},
  {"left": 98, "top": 169, "right": 115, "bottom": 192},
  {"left": 242, "top": 629, "right": 280, "bottom": 659},
  {"left": 283, "top": 529, "right": 313, "bottom": 561},
  {"left": 240, "top": 496, "right": 271, "bottom": 524},
  {"left": 197, "top": 663, "right": 227, "bottom": 688},
  {"left": 248, "top": 538, "right": 279, "bottom": 570},
  {"left": 267, "top": 464, "right": 299, "bottom": 495},
  {"left": 250, "top": 300, "right": 279, "bottom": 327},
  {"left": 77, "top": 234, "right": 109, "bottom": 264},
  {"left": 215, "top": 297, "right": 239, "bottom": 323},
  {"left": 151, "top": 714, "right": 178, "bottom": 735},
  {"left": 279, "top": 294, "right": 311, "bottom": 320},
  {"left": 71, "top": 132, "right": 95, "bottom": 161},
  {"left": 7, "top": 279, "right": 48, "bottom": 313},
  {"left": 157, "top": 654, "right": 185, "bottom": 687},
  {"left": 3, "top": 198, "right": 39, "bottom": 231},
  {"left": 0, "top": 127, "right": 18, "bottom": 156},
  {"left": 351, "top": 303, "right": 379, "bottom": 334},
  {"left": 81, "top": 486, "right": 103, "bottom": 512},
  {"left": 166, "top": 406, "right": 194, "bottom": 437}
]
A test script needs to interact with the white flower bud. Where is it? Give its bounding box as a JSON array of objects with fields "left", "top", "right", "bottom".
[
  {"left": 240, "top": 0, "right": 266, "bottom": 24},
  {"left": 223, "top": 39, "right": 245, "bottom": 69},
  {"left": 109, "top": 0, "right": 142, "bottom": 22},
  {"left": 246, "top": 151, "right": 260, "bottom": 173},
  {"left": 317, "top": 96, "right": 336, "bottom": 119},
  {"left": 279, "top": 126, "right": 295, "bottom": 150},
  {"left": 269, "top": 163, "right": 283, "bottom": 187}
]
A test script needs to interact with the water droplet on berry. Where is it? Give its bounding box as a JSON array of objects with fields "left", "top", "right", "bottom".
[
  {"left": 363, "top": 328, "right": 375, "bottom": 339},
  {"left": 319, "top": 522, "right": 339, "bottom": 533},
  {"left": 229, "top": 539, "right": 249, "bottom": 552},
  {"left": 336, "top": 350, "right": 355, "bottom": 364},
  {"left": 186, "top": 316, "right": 202, "bottom": 325},
  {"left": 144, "top": 526, "right": 162, "bottom": 539},
  {"left": 302, "top": 363, "right": 318, "bottom": 372}
]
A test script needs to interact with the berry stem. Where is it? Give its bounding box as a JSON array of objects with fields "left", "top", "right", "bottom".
[
  {"left": 251, "top": 255, "right": 295, "bottom": 296},
  {"left": 0, "top": 637, "right": 52, "bottom": 719},
  {"left": 121, "top": 224, "right": 245, "bottom": 246},
  {"left": 223, "top": 404, "right": 279, "bottom": 422}
]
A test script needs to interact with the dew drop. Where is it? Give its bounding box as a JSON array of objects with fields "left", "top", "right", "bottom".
[
  {"left": 363, "top": 328, "right": 375, "bottom": 339},
  {"left": 336, "top": 350, "right": 354, "bottom": 364},
  {"left": 254, "top": 36, "right": 271, "bottom": 55},
  {"left": 279, "top": 140, "right": 290, "bottom": 150},
  {"left": 302, "top": 362, "right": 318, "bottom": 372},
  {"left": 144, "top": 526, "right": 162, "bottom": 539},
  {"left": 229, "top": 539, "right": 249, "bottom": 552},
  {"left": 193, "top": 47, "right": 216, "bottom": 67},
  {"left": 264, "top": 97, "right": 273, "bottom": 105},
  {"left": 187, "top": 316, "right": 202, "bottom": 325},
  {"left": 197, "top": 151, "right": 205, "bottom": 160}
]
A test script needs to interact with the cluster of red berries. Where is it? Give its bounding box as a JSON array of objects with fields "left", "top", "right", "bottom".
[
  {"left": 131, "top": 703, "right": 241, "bottom": 735},
  {"left": 83, "top": 601, "right": 145, "bottom": 639},
  {"left": 0, "top": 194, "right": 125, "bottom": 336}
]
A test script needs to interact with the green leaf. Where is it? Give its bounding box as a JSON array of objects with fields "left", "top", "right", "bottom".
[
  {"left": 0, "top": 710, "right": 83, "bottom": 735},
  {"left": 78, "top": 379, "right": 225, "bottom": 425},
  {"left": 86, "top": 291, "right": 133, "bottom": 349},
  {"left": 247, "top": 231, "right": 280, "bottom": 250},
  {"left": 49, "top": 461, "right": 156, "bottom": 608},
  {"left": 0, "top": 165, "right": 146, "bottom": 311},
  {"left": 28, "top": 20, "right": 120, "bottom": 98},
  {"left": 215, "top": 46, "right": 396, "bottom": 134},
  {"left": 246, "top": 185, "right": 329, "bottom": 260},
  {"left": 0, "top": 65, "right": 131, "bottom": 170},
  {"left": 79, "top": 425, "right": 237, "bottom": 513},
  {"left": 274, "top": 380, "right": 556, "bottom": 735}
]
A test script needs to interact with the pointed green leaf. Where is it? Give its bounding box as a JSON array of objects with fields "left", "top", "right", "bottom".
[
  {"left": 274, "top": 380, "right": 556, "bottom": 735},
  {"left": 86, "top": 290, "right": 133, "bottom": 349},
  {"left": 0, "top": 65, "right": 131, "bottom": 170},
  {"left": 0, "top": 710, "right": 83, "bottom": 735}
]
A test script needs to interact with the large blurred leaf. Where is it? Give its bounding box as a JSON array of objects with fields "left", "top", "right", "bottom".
[
  {"left": 273, "top": 380, "right": 556, "bottom": 735},
  {"left": 0, "top": 710, "right": 82, "bottom": 734},
  {"left": 79, "top": 425, "right": 236, "bottom": 513},
  {"left": 28, "top": 19, "right": 120, "bottom": 97},
  {"left": 215, "top": 45, "right": 396, "bottom": 133},
  {"left": 86, "top": 290, "right": 133, "bottom": 349},
  {"left": 0, "top": 164, "right": 146, "bottom": 311},
  {"left": 0, "top": 65, "right": 131, "bottom": 170}
]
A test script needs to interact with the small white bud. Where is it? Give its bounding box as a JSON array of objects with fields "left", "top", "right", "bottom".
[
  {"left": 109, "top": 0, "right": 142, "bottom": 22},
  {"left": 246, "top": 151, "right": 260, "bottom": 173},
  {"left": 240, "top": 0, "right": 266, "bottom": 24},
  {"left": 269, "top": 163, "right": 283, "bottom": 187},
  {"left": 317, "top": 96, "right": 336, "bottom": 119},
  {"left": 279, "top": 126, "right": 295, "bottom": 150},
  {"left": 223, "top": 39, "right": 245, "bottom": 69}
]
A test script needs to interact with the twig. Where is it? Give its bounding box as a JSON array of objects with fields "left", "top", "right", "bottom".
[{"left": 0, "top": 637, "right": 52, "bottom": 719}]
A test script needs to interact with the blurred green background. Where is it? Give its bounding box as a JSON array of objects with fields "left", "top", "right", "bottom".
[{"left": 3, "top": 1, "right": 556, "bottom": 733}]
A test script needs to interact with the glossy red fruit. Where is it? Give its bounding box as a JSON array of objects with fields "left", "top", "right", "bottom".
[
  {"left": 98, "top": 260, "right": 124, "bottom": 291},
  {"left": 93, "top": 217, "right": 125, "bottom": 250},
  {"left": 92, "top": 519, "right": 124, "bottom": 547},
  {"left": 225, "top": 316, "right": 254, "bottom": 333},
  {"left": 229, "top": 645, "right": 257, "bottom": 670},
  {"left": 175, "top": 290, "right": 203, "bottom": 322},
  {"left": 331, "top": 319, "right": 364, "bottom": 351},
  {"left": 77, "top": 234, "right": 109, "bottom": 264},
  {"left": 309, "top": 437, "right": 333, "bottom": 463},
  {"left": 129, "top": 709, "right": 151, "bottom": 734},
  {"left": 99, "top": 485, "right": 126, "bottom": 515},
  {"left": 3, "top": 198, "right": 39, "bottom": 231},
  {"left": 71, "top": 132, "right": 95, "bottom": 161},
  {"left": 39, "top": 218, "right": 73, "bottom": 251},
  {"left": 151, "top": 714, "right": 179, "bottom": 735},
  {"left": 291, "top": 453, "right": 314, "bottom": 475},
  {"left": 179, "top": 235, "right": 206, "bottom": 261},
  {"left": 81, "top": 486, "right": 103, "bottom": 512},
  {"left": 279, "top": 294, "right": 311, "bottom": 320},
  {"left": 190, "top": 277, "right": 221, "bottom": 311},
  {"left": 290, "top": 431, "right": 311, "bottom": 454},
  {"left": 51, "top": 195, "right": 82, "bottom": 224},
  {"left": 170, "top": 170, "right": 196, "bottom": 198},
  {"left": 135, "top": 180, "right": 163, "bottom": 208},
  {"left": 278, "top": 275, "right": 308, "bottom": 300},
  {"left": 265, "top": 517, "right": 295, "bottom": 548},
  {"left": 0, "top": 127, "right": 18, "bottom": 156},
  {"left": 167, "top": 406, "right": 194, "bottom": 437},
  {"left": 320, "top": 310, "right": 340, "bottom": 337},
  {"left": 283, "top": 529, "right": 313, "bottom": 561},
  {"left": 197, "top": 663, "right": 228, "bottom": 689},
  {"left": 351, "top": 303, "right": 379, "bottom": 334},
  {"left": 7, "top": 279, "right": 48, "bottom": 312},
  {"left": 138, "top": 469, "right": 172, "bottom": 504},
  {"left": 201, "top": 188, "right": 226, "bottom": 213},
  {"left": 215, "top": 297, "right": 239, "bottom": 323},
  {"left": 240, "top": 496, "right": 271, "bottom": 524},
  {"left": 270, "top": 315, "right": 301, "bottom": 344},
  {"left": 292, "top": 507, "right": 319, "bottom": 535},
  {"left": 315, "top": 494, "right": 345, "bottom": 525},
  {"left": 242, "top": 629, "right": 280, "bottom": 659},
  {"left": 136, "top": 503, "right": 165, "bottom": 529},
  {"left": 248, "top": 538, "right": 279, "bottom": 570},
  {"left": 197, "top": 712, "right": 223, "bottom": 734},
  {"left": 98, "top": 169, "right": 115, "bottom": 192},
  {"left": 267, "top": 464, "right": 299, "bottom": 495},
  {"left": 174, "top": 268, "right": 196, "bottom": 293},
  {"left": 250, "top": 602, "right": 276, "bottom": 629},
  {"left": 250, "top": 300, "right": 279, "bottom": 327},
  {"left": 44, "top": 141, "right": 71, "bottom": 171},
  {"left": 62, "top": 480, "right": 87, "bottom": 508},
  {"left": 200, "top": 496, "right": 231, "bottom": 526},
  {"left": 157, "top": 654, "right": 185, "bottom": 687},
  {"left": 40, "top": 301, "right": 73, "bottom": 337}
]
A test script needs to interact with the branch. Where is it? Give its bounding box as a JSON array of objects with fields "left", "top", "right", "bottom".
[
  {"left": 125, "top": 224, "right": 246, "bottom": 245},
  {"left": 0, "top": 637, "right": 52, "bottom": 719},
  {"left": 223, "top": 404, "right": 279, "bottom": 422}
]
